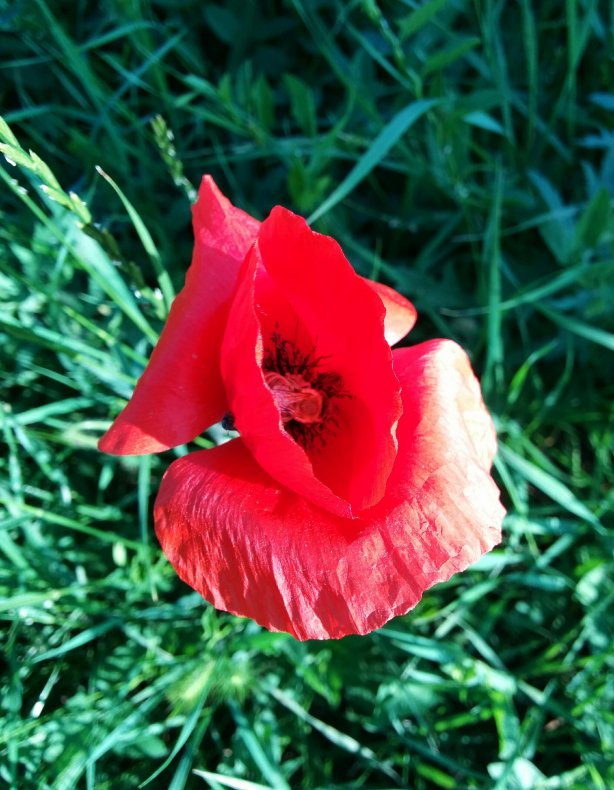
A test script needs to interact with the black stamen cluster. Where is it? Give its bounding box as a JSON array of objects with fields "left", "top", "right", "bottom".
[{"left": 262, "top": 330, "right": 349, "bottom": 450}]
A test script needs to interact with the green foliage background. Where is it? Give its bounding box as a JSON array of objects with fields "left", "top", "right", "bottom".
[{"left": 1, "top": 0, "right": 612, "bottom": 788}]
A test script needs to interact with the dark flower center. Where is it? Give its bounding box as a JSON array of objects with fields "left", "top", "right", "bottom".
[{"left": 262, "top": 330, "right": 348, "bottom": 449}]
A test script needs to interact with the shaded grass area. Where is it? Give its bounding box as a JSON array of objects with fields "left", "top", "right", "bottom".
[{"left": 1, "top": 0, "right": 613, "bottom": 788}]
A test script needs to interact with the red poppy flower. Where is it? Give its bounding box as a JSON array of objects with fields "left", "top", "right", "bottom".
[{"left": 99, "top": 176, "right": 505, "bottom": 640}]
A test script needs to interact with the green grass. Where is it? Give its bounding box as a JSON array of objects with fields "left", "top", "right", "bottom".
[{"left": 1, "top": 0, "right": 613, "bottom": 788}]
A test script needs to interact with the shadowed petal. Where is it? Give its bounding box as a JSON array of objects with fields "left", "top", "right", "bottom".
[
  {"left": 364, "top": 279, "right": 417, "bottom": 345},
  {"left": 99, "top": 176, "right": 260, "bottom": 454},
  {"left": 154, "top": 339, "right": 504, "bottom": 640}
]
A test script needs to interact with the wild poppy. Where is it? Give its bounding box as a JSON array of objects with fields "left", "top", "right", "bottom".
[{"left": 99, "top": 176, "right": 505, "bottom": 640}]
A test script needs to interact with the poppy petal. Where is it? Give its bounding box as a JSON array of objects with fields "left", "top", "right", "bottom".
[
  {"left": 99, "top": 176, "right": 260, "bottom": 454},
  {"left": 154, "top": 338, "right": 504, "bottom": 640},
  {"left": 221, "top": 206, "right": 402, "bottom": 515},
  {"left": 364, "top": 279, "right": 418, "bottom": 345},
  {"left": 220, "top": 246, "right": 354, "bottom": 518}
]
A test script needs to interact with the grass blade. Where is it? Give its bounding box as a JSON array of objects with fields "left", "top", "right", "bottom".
[
  {"left": 96, "top": 166, "right": 175, "bottom": 313},
  {"left": 308, "top": 98, "right": 440, "bottom": 224}
]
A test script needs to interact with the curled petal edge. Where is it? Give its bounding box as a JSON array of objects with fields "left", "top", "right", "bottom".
[{"left": 364, "top": 279, "right": 418, "bottom": 345}]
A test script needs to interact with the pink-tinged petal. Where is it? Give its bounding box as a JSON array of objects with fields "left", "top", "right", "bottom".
[
  {"left": 220, "top": 206, "right": 402, "bottom": 514},
  {"left": 364, "top": 279, "right": 418, "bottom": 345},
  {"left": 99, "top": 176, "right": 260, "bottom": 455},
  {"left": 154, "top": 339, "right": 504, "bottom": 640}
]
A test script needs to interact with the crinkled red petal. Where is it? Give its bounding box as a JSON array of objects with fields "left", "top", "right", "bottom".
[
  {"left": 220, "top": 206, "right": 402, "bottom": 514},
  {"left": 364, "top": 279, "right": 417, "bottom": 345},
  {"left": 154, "top": 339, "right": 505, "bottom": 640},
  {"left": 98, "top": 176, "right": 260, "bottom": 454}
]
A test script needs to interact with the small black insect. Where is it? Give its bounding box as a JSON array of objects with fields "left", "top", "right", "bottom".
[{"left": 221, "top": 411, "right": 236, "bottom": 431}]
